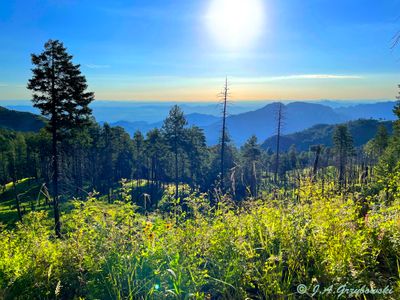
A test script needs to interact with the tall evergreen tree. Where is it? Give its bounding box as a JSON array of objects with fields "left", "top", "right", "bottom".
[
  {"left": 162, "top": 105, "right": 187, "bottom": 199},
  {"left": 145, "top": 128, "right": 167, "bottom": 192},
  {"left": 375, "top": 91, "right": 400, "bottom": 189},
  {"left": 7, "top": 134, "right": 27, "bottom": 222},
  {"left": 274, "top": 103, "right": 285, "bottom": 183},
  {"left": 241, "top": 135, "right": 262, "bottom": 197},
  {"left": 209, "top": 134, "right": 236, "bottom": 193},
  {"left": 100, "top": 124, "right": 115, "bottom": 198},
  {"left": 27, "top": 39, "right": 94, "bottom": 237},
  {"left": 373, "top": 124, "right": 389, "bottom": 156},
  {"left": 288, "top": 144, "right": 298, "bottom": 171},
  {"left": 185, "top": 126, "right": 207, "bottom": 189},
  {"left": 133, "top": 130, "right": 145, "bottom": 189},
  {"left": 0, "top": 133, "right": 10, "bottom": 190},
  {"left": 114, "top": 127, "right": 134, "bottom": 181},
  {"left": 333, "top": 125, "right": 354, "bottom": 187},
  {"left": 310, "top": 145, "right": 323, "bottom": 181}
]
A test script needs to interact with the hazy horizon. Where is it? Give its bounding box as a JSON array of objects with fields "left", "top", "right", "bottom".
[
  {"left": 2, "top": 98, "right": 396, "bottom": 125},
  {"left": 0, "top": 98, "right": 395, "bottom": 105}
]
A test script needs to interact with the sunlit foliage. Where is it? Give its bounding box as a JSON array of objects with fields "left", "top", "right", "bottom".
[{"left": 0, "top": 178, "right": 399, "bottom": 299}]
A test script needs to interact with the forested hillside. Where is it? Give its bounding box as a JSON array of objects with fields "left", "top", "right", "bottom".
[
  {"left": 73, "top": 101, "right": 396, "bottom": 146},
  {"left": 1, "top": 98, "right": 400, "bottom": 298},
  {"left": 262, "top": 119, "right": 393, "bottom": 152},
  {"left": 109, "top": 113, "right": 219, "bottom": 136},
  {"left": 1, "top": 39, "right": 400, "bottom": 299},
  {"left": 0, "top": 106, "right": 46, "bottom": 132}
]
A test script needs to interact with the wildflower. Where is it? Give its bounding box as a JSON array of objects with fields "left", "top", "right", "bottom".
[
  {"left": 148, "top": 232, "right": 155, "bottom": 239},
  {"left": 267, "top": 255, "right": 280, "bottom": 263},
  {"left": 143, "top": 222, "right": 153, "bottom": 232},
  {"left": 165, "top": 223, "right": 173, "bottom": 230},
  {"left": 377, "top": 229, "right": 385, "bottom": 241},
  {"left": 311, "top": 277, "right": 318, "bottom": 284}
]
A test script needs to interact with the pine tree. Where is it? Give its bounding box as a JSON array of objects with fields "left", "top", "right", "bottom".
[
  {"left": 185, "top": 126, "right": 207, "bottom": 189},
  {"left": 100, "top": 124, "right": 115, "bottom": 200},
  {"left": 373, "top": 125, "right": 389, "bottom": 156},
  {"left": 375, "top": 90, "right": 400, "bottom": 193},
  {"left": 0, "top": 132, "right": 10, "bottom": 190},
  {"left": 333, "top": 125, "right": 354, "bottom": 187},
  {"left": 310, "top": 144, "right": 323, "bottom": 181},
  {"left": 27, "top": 39, "right": 94, "bottom": 237},
  {"left": 7, "top": 134, "right": 27, "bottom": 222},
  {"left": 133, "top": 130, "right": 145, "bottom": 189},
  {"left": 274, "top": 103, "right": 285, "bottom": 183},
  {"left": 145, "top": 129, "right": 163, "bottom": 180},
  {"left": 162, "top": 105, "right": 187, "bottom": 199},
  {"left": 145, "top": 128, "right": 167, "bottom": 194},
  {"left": 241, "top": 135, "right": 262, "bottom": 197},
  {"left": 209, "top": 134, "right": 236, "bottom": 194},
  {"left": 288, "top": 144, "right": 298, "bottom": 170}
]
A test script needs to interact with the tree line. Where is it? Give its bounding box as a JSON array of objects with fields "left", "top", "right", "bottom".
[
  {"left": 1, "top": 106, "right": 394, "bottom": 200},
  {"left": 1, "top": 39, "right": 400, "bottom": 237}
]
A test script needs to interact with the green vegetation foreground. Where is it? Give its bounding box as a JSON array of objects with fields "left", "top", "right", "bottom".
[
  {"left": 0, "top": 177, "right": 399, "bottom": 299},
  {"left": 1, "top": 38, "right": 400, "bottom": 300}
]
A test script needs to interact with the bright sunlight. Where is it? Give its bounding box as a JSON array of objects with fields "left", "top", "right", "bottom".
[{"left": 206, "top": 0, "right": 265, "bottom": 49}]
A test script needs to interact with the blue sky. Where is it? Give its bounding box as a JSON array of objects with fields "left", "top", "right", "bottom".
[{"left": 1, "top": 0, "right": 400, "bottom": 101}]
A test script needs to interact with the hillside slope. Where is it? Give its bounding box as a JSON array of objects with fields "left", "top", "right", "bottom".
[
  {"left": 0, "top": 106, "right": 46, "bottom": 132},
  {"left": 261, "top": 119, "right": 393, "bottom": 152},
  {"left": 204, "top": 102, "right": 346, "bottom": 145},
  {"left": 110, "top": 113, "right": 219, "bottom": 136}
]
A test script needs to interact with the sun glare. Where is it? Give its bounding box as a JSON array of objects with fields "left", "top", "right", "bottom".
[{"left": 206, "top": 0, "right": 265, "bottom": 49}]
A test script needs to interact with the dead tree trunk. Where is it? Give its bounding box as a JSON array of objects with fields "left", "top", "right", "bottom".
[
  {"left": 220, "top": 77, "right": 229, "bottom": 191},
  {"left": 274, "top": 103, "right": 284, "bottom": 183},
  {"left": 311, "top": 145, "right": 322, "bottom": 182}
]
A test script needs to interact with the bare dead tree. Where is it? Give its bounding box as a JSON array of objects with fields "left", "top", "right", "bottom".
[
  {"left": 310, "top": 144, "right": 323, "bottom": 182},
  {"left": 219, "top": 77, "right": 229, "bottom": 191},
  {"left": 274, "top": 103, "right": 285, "bottom": 183}
]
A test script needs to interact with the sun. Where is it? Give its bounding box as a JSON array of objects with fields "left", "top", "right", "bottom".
[{"left": 206, "top": 0, "right": 265, "bottom": 50}]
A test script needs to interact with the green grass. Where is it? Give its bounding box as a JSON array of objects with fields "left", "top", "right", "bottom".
[
  {"left": 0, "top": 178, "right": 166, "bottom": 227},
  {"left": 1, "top": 176, "right": 399, "bottom": 299},
  {"left": 0, "top": 179, "right": 399, "bottom": 299},
  {"left": 0, "top": 178, "right": 45, "bottom": 226},
  {"left": 0, "top": 178, "right": 77, "bottom": 228},
  {"left": 98, "top": 179, "right": 169, "bottom": 211}
]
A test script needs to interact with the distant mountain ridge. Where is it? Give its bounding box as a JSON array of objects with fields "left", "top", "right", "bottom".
[
  {"left": 0, "top": 106, "right": 46, "bottom": 132},
  {"left": 106, "top": 101, "right": 397, "bottom": 145},
  {"left": 1, "top": 101, "right": 397, "bottom": 146},
  {"left": 109, "top": 113, "right": 220, "bottom": 136},
  {"left": 333, "top": 101, "right": 396, "bottom": 120},
  {"left": 203, "top": 101, "right": 396, "bottom": 145},
  {"left": 261, "top": 119, "right": 393, "bottom": 152},
  {"left": 3, "top": 101, "right": 266, "bottom": 123},
  {"left": 203, "top": 102, "right": 347, "bottom": 145}
]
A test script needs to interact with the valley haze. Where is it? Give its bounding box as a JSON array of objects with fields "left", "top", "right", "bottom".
[{"left": 2, "top": 99, "right": 397, "bottom": 146}]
